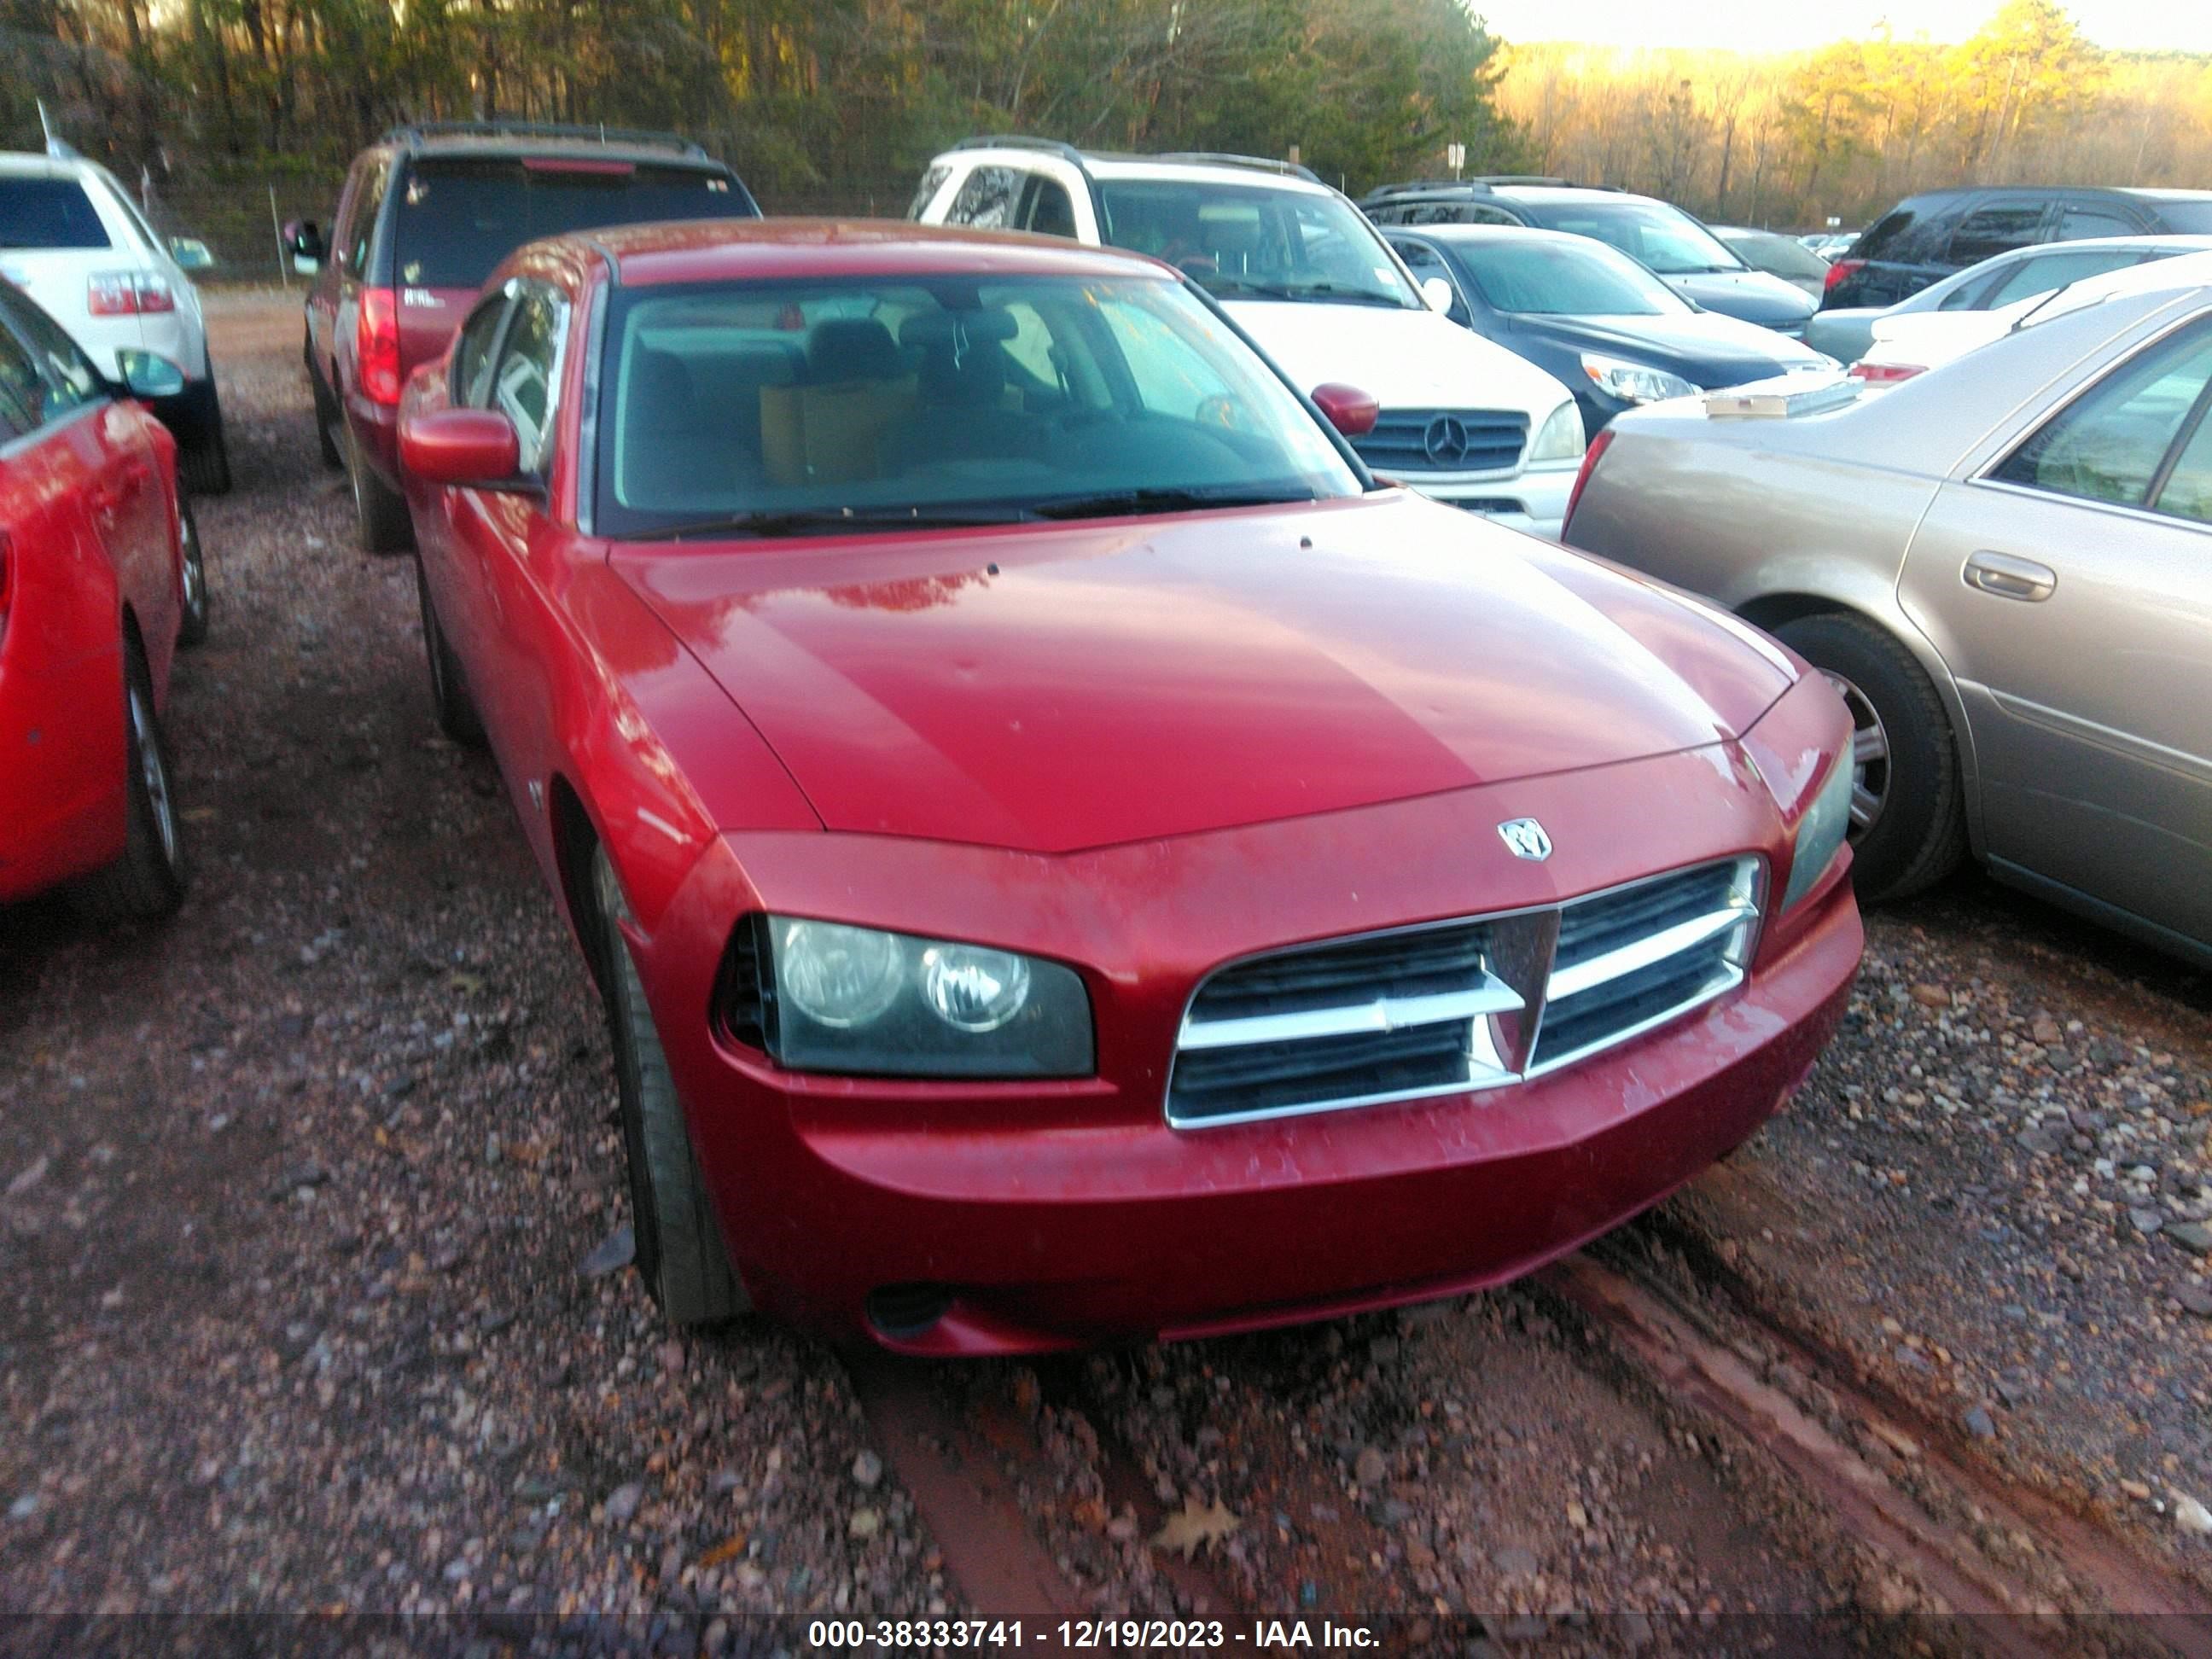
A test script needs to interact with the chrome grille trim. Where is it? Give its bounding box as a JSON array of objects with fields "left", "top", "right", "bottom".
[{"left": 1165, "top": 858, "right": 1762, "bottom": 1129}]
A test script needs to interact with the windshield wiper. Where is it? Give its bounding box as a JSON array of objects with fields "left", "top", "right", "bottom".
[
  {"left": 628, "top": 505, "right": 1034, "bottom": 542},
  {"left": 1025, "top": 486, "right": 1317, "bottom": 521}
]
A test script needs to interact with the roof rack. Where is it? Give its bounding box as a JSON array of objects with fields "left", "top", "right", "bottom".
[
  {"left": 1155, "top": 151, "right": 1322, "bottom": 184},
  {"left": 381, "top": 120, "right": 708, "bottom": 160},
  {"left": 1361, "top": 179, "right": 1498, "bottom": 199},
  {"left": 951, "top": 135, "right": 1091, "bottom": 167}
]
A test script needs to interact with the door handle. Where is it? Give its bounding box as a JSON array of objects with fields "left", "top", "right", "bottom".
[{"left": 1962, "top": 550, "right": 2057, "bottom": 602}]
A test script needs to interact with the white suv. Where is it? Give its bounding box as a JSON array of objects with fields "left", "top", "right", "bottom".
[
  {"left": 0, "top": 149, "right": 229, "bottom": 492},
  {"left": 911, "top": 141, "right": 1586, "bottom": 536}
]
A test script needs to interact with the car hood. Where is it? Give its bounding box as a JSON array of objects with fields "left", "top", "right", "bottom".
[
  {"left": 1224, "top": 300, "right": 1577, "bottom": 417},
  {"left": 1507, "top": 312, "right": 1831, "bottom": 382},
  {"left": 610, "top": 495, "right": 1796, "bottom": 853},
  {"left": 1663, "top": 271, "right": 1816, "bottom": 328}
]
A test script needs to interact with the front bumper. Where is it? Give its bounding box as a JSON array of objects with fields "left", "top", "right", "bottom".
[
  {"left": 1394, "top": 461, "right": 1576, "bottom": 540},
  {"left": 626, "top": 731, "right": 1861, "bottom": 1354}
]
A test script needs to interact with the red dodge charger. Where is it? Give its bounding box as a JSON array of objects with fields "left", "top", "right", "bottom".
[
  {"left": 1, "top": 280, "right": 207, "bottom": 920},
  {"left": 399, "top": 220, "right": 1862, "bottom": 1353}
]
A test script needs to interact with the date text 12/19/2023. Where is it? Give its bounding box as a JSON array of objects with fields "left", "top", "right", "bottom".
[{"left": 806, "top": 1619, "right": 1383, "bottom": 1649}]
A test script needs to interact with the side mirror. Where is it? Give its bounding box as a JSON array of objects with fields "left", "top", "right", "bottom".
[
  {"left": 114, "top": 348, "right": 187, "bottom": 401},
  {"left": 401, "top": 407, "right": 526, "bottom": 490},
  {"left": 1310, "top": 381, "right": 1380, "bottom": 439},
  {"left": 1421, "top": 276, "right": 1456, "bottom": 314},
  {"left": 282, "top": 218, "right": 323, "bottom": 275},
  {"left": 168, "top": 236, "right": 216, "bottom": 273}
]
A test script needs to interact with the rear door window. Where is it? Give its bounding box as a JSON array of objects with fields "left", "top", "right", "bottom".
[
  {"left": 1946, "top": 202, "right": 2049, "bottom": 265},
  {"left": 0, "top": 177, "right": 113, "bottom": 249},
  {"left": 395, "top": 160, "right": 746, "bottom": 290},
  {"left": 2057, "top": 203, "right": 2141, "bottom": 241},
  {"left": 1018, "top": 175, "right": 1077, "bottom": 239},
  {"left": 1982, "top": 247, "right": 2149, "bottom": 308},
  {"left": 1994, "top": 318, "right": 2212, "bottom": 509},
  {"left": 945, "top": 166, "right": 1021, "bottom": 230},
  {"left": 345, "top": 160, "right": 391, "bottom": 275}
]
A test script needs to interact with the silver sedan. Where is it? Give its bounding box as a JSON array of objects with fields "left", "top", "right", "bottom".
[{"left": 1562, "top": 279, "right": 2212, "bottom": 966}]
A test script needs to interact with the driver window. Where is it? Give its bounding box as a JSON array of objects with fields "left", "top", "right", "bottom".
[
  {"left": 1021, "top": 176, "right": 1078, "bottom": 239},
  {"left": 451, "top": 295, "right": 510, "bottom": 407},
  {"left": 1993, "top": 318, "right": 2212, "bottom": 509},
  {"left": 488, "top": 286, "right": 568, "bottom": 472}
]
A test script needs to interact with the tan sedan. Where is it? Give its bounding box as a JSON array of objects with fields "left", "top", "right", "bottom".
[{"left": 1562, "top": 276, "right": 2212, "bottom": 966}]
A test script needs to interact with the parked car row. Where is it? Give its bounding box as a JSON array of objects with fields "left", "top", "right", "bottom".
[{"left": 15, "top": 108, "right": 2203, "bottom": 1361}]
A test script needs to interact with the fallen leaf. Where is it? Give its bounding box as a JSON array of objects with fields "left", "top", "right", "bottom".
[
  {"left": 1150, "top": 1495, "right": 1239, "bottom": 1559},
  {"left": 181, "top": 806, "right": 219, "bottom": 824},
  {"left": 696, "top": 1533, "right": 748, "bottom": 1569},
  {"left": 449, "top": 971, "right": 486, "bottom": 995}
]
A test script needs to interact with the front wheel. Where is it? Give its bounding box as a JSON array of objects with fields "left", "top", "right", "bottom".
[
  {"left": 1775, "top": 612, "right": 1965, "bottom": 903},
  {"left": 70, "top": 642, "right": 189, "bottom": 923},
  {"left": 177, "top": 492, "right": 211, "bottom": 647},
  {"left": 592, "top": 843, "right": 747, "bottom": 1325}
]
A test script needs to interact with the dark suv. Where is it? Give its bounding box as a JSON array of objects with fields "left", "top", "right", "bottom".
[
  {"left": 286, "top": 123, "right": 759, "bottom": 550},
  {"left": 1360, "top": 178, "right": 1816, "bottom": 333},
  {"left": 1822, "top": 185, "right": 2212, "bottom": 311}
]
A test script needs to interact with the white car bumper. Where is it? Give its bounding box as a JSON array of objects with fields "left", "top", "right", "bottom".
[{"left": 1395, "top": 462, "right": 1577, "bottom": 540}]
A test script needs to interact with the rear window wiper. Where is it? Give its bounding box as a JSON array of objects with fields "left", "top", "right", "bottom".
[
  {"left": 626, "top": 505, "right": 1036, "bottom": 542},
  {"left": 1024, "top": 487, "right": 1317, "bottom": 521}
]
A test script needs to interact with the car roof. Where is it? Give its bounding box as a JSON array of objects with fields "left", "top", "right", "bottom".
[
  {"left": 1386, "top": 224, "right": 1600, "bottom": 249},
  {"left": 933, "top": 142, "right": 1333, "bottom": 196},
  {"left": 366, "top": 124, "right": 722, "bottom": 170},
  {"left": 0, "top": 150, "right": 104, "bottom": 181},
  {"left": 585, "top": 218, "right": 1176, "bottom": 288}
]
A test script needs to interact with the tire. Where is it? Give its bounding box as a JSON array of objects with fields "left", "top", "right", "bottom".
[
  {"left": 348, "top": 424, "right": 414, "bottom": 554},
  {"left": 177, "top": 369, "right": 233, "bottom": 497},
  {"left": 592, "top": 842, "right": 747, "bottom": 1325},
  {"left": 176, "top": 492, "right": 212, "bottom": 648},
  {"left": 1776, "top": 612, "right": 1966, "bottom": 904},
  {"left": 310, "top": 350, "right": 344, "bottom": 469},
  {"left": 415, "top": 559, "right": 484, "bottom": 747},
  {"left": 70, "top": 639, "right": 188, "bottom": 923}
]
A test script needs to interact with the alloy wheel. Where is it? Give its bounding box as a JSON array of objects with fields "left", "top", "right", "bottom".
[
  {"left": 131, "top": 683, "right": 178, "bottom": 868},
  {"left": 1821, "top": 668, "right": 1890, "bottom": 839}
]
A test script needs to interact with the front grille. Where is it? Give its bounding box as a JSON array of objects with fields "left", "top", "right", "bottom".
[
  {"left": 1167, "top": 859, "right": 1761, "bottom": 1128},
  {"left": 1352, "top": 407, "right": 1528, "bottom": 475}
]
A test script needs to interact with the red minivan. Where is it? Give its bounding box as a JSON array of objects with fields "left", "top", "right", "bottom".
[{"left": 285, "top": 122, "right": 758, "bottom": 552}]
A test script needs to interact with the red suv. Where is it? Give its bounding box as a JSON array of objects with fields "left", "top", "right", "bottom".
[{"left": 285, "top": 122, "right": 758, "bottom": 551}]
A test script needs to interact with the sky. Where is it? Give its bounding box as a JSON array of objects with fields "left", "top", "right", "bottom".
[{"left": 1474, "top": 0, "right": 2212, "bottom": 55}]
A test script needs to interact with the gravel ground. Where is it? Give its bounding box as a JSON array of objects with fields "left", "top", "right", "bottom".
[{"left": 3, "top": 294, "right": 2207, "bottom": 1635}]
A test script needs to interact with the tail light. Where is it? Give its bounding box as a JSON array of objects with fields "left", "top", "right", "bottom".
[
  {"left": 356, "top": 287, "right": 403, "bottom": 405},
  {"left": 1561, "top": 426, "right": 1615, "bottom": 537},
  {"left": 1823, "top": 258, "right": 1864, "bottom": 294},
  {"left": 87, "top": 271, "right": 175, "bottom": 316},
  {"left": 1848, "top": 361, "right": 1924, "bottom": 384}
]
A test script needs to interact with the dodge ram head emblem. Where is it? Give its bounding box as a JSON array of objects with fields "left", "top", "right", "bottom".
[{"left": 1497, "top": 818, "right": 1551, "bottom": 861}]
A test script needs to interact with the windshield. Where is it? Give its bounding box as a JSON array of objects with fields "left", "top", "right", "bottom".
[
  {"left": 1095, "top": 180, "right": 1420, "bottom": 309},
  {"left": 395, "top": 159, "right": 755, "bottom": 289},
  {"left": 1516, "top": 200, "right": 1747, "bottom": 276},
  {"left": 594, "top": 274, "right": 1363, "bottom": 538},
  {"left": 1450, "top": 237, "right": 1689, "bottom": 317}
]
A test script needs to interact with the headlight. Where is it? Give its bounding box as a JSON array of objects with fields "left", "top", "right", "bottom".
[
  {"left": 747, "top": 917, "right": 1092, "bottom": 1078},
  {"left": 1781, "top": 749, "right": 1853, "bottom": 911},
  {"left": 1579, "top": 352, "right": 1700, "bottom": 405},
  {"left": 1527, "top": 399, "right": 1586, "bottom": 463}
]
